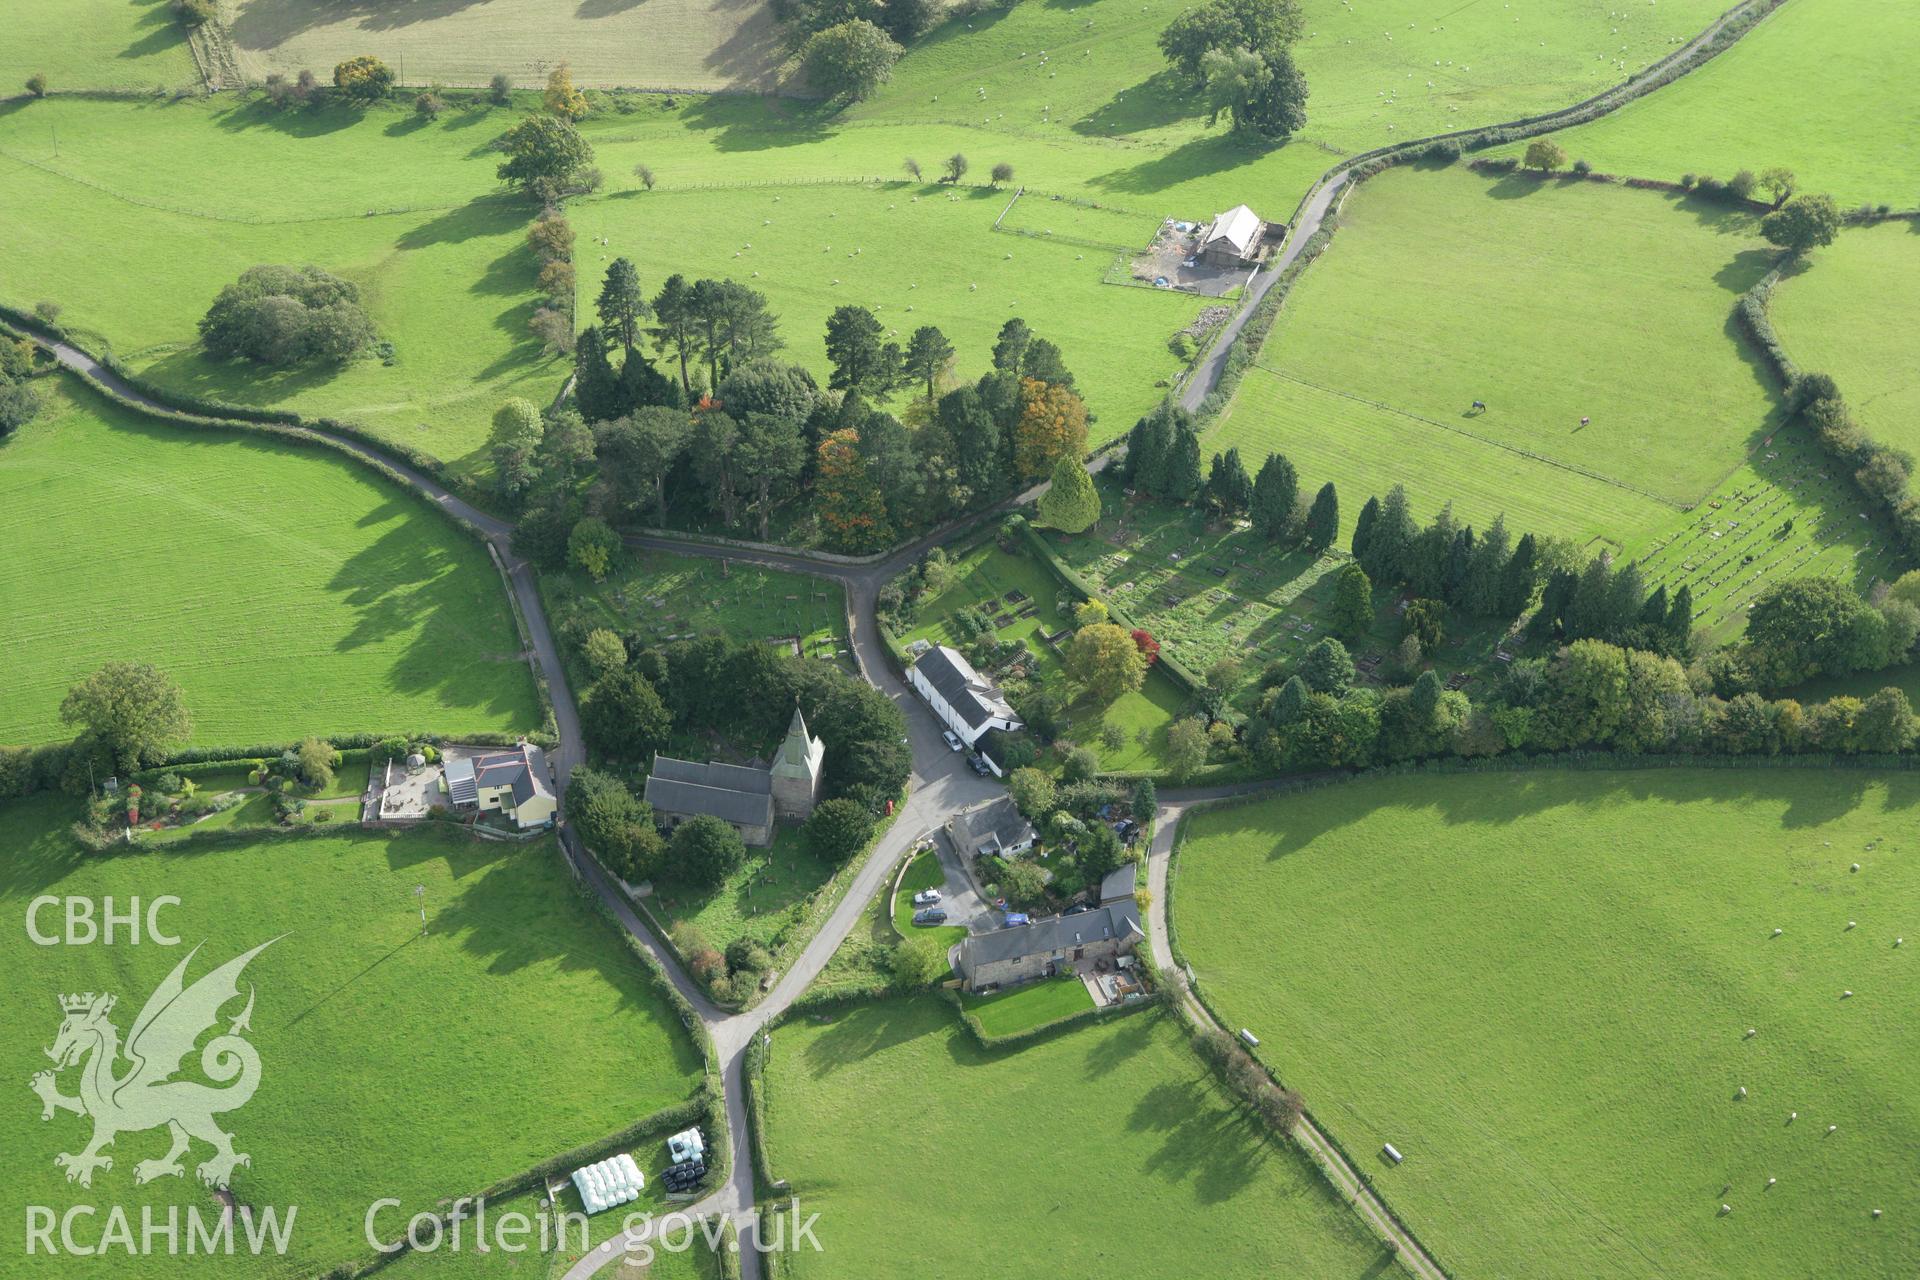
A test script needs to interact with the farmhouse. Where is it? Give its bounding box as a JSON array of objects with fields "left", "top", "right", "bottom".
[
  {"left": 946, "top": 795, "right": 1037, "bottom": 860},
  {"left": 1199, "top": 204, "right": 1266, "bottom": 268},
  {"left": 908, "top": 645, "right": 1022, "bottom": 748},
  {"left": 951, "top": 900, "right": 1144, "bottom": 992},
  {"left": 643, "top": 707, "right": 825, "bottom": 847},
  {"left": 445, "top": 743, "right": 556, "bottom": 829}
]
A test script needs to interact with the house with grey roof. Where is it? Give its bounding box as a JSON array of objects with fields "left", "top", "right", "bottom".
[
  {"left": 444, "top": 743, "right": 556, "bottom": 829},
  {"left": 642, "top": 707, "right": 825, "bottom": 847},
  {"left": 950, "top": 900, "right": 1144, "bottom": 992},
  {"left": 1199, "top": 203, "right": 1266, "bottom": 267},
  {"left": 945, "top": 795, "right": 1037, "bottom": 862},
  {"left": 908, "top": 645, "right": 1021, "bottom": 750}
]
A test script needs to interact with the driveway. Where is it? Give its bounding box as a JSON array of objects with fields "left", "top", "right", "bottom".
[{"left": 929, "top": 828, "right": 994, "bottom": 933}]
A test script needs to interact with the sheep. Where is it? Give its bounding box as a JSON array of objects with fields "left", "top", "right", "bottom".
[
  {"left": 1842, "top": 990, "right": 1853, "bottom": 998},
  {"left": 1847, "top": 921, "right": 1856, "bottom": 930},
  {"left": 1766, "top": 1177, "right": 1776, "bottom": 1188},
  {"left": 1745, "top": 1028, "right": 1757, "bottom": 1039},
  {"left": 1851, "top": 862, "right": 1860, "bottom": 872},
  {"left": 1736, "top": 1086, "right": 1747, "bottom": 1099},
  {"left": 1828, "top": 1124, "right": 1838, "bottom": 1134},
  {"left": 1772, "top": 927, "right": 1784, "bottom": 937}
]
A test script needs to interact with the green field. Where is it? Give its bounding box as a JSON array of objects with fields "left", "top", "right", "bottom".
[
  {"left": 892, "top": 847, "right": 966, "bottom": 948},
  {"left": 227, "top": 0, "right": 783, "bottom": 93},
  {"left": 569, "top": 181, "right": 1205, "bottom": 436},
  {"left": 1517, "top": 0, "right": 1920, "bottom": 208},
  {"left": 1174, "top": 769, "right": 1920, "bottom": 1279},
  {"left": 1210, "top": 163, "right": 1782, "bottom": 521},
  {"left": 649, "top": 824, "right": 847, "bottom": 976},
  {"left": 0, "top": 378, "right": 539, "bottom": 748},
  {"left": 765, "top": 999, "right": 1388, "bottom": 1278},
  {"left": 0, "top": 799, "right": 704, "bottom": 1280},
  {"left": 1771, "top": 223, "right": 1920, "bottom": 461},
  {"left": 0, "top": 96, "right": 567, "bottom": 478},
  {"left": 1, "top": 0, "right": 197, "bottom": 94},
  {"left": 959, "top": 973, "right": 1094, "bottom": 1037}
]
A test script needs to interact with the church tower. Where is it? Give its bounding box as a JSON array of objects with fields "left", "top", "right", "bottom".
[{"left": 770, "top": 705, "right": 826, "bottom": 820}]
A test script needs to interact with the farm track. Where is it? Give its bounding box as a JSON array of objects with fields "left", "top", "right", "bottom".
[{"left": 15, "top": 7, "right": 1784, "bottom": 1271}]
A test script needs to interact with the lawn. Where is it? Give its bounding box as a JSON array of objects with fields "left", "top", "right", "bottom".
[
  {"left": 1513, "top": 0, "right": 1920, "bottom": 209},
  {"left": 1, "top": 0, "right": 197, "bottom": 94},
  {"left": 0, "top": 797, "right": 705, "bottom": 1280},
  {"left": 894, "top": 536, "right": 1188, "bottom": 771},
  {"left": 1174, "top": 769, "right": 1920, "bottom": 1280},
  {"left": 0, "top": 378, "right": 540, "bottom": 748},
  {"left": 892, "top": 847, "right": 966, "bottom": 948},
  {"left": 648, "top": 824, "right": 847, "bottom": 975},
  {"left": 764, "top": 999, "right": 1390, "bottom": 1278},
  {"left": 959, "top": 973, "right": 1094, "bottom": 1037},
  {"left": 1770, "top": 223, "right": 1920, "bottom": 463},
  {"left": 0, "top": 95, "right": 568, "bottom": 479},
  {"left": 1209, "top": 162, "right": 1783, "bottom": 514},
  {"left": 226, "top": 0, "right": 783, "bottom": 94},
  {"left": 568, "top": 181, "right": 1206, "bottom": 439}
]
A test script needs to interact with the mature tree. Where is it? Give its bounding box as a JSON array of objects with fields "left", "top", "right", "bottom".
[
  {"left": 568, "top": 515, "right": 621, "bottom": 581},
  {"left": 1402, "top": 597, "right": 1444, "bottom": 651},
  {"left": 1130, "top": 778, "right": 1157, "bottom": 824},
  {"left": 1328, "top": 562, "right": 1374, "bottom": 639},
  {"left": 1302, "top": 481, "right": 1338, "bottom": 553},
  {"left": 1021, "top": 337, "right": 1074, "bottom": 389},
  {"left": 1124, "top": 403, "right": 1174, "bottom": 493},
  {"left": 1162, "top": 417, "right": 1203, "bottom": 503},
  {"left": 940, "top": 385, "right": 1004, "bottom": 499},
  {"left": 650, "top": 274, "right": 701, "bottom": 395},
  {"left": 332, "top": 55, "right": 393, "bottom": 102},
  {"left": 1164, "top": 716, "right": 1210, "bottom": 782},
  {"left": 1498, "top": 531, "right": 1538, "bottom": 618},
  {"left": 668, "top": 815, "right": 746, "bottom": 889},
  {"left": 1855, "top": 688, "right": 1916, "bottom": 753},
  {"left": 1362, "top": 485, "right": 1417, "bottom": 583},
  {"left": 903, "top": 156, "right": 923, "bottom": 181},
  {"left": 568, "top": 768, "right": 665, "bottom": 883},
  {"left": 1013, "top": 378, "right": 1089, "bottom": 480},
  {"left": 1201, "top": 44, "right": 1309, "bottom": 141},
  {"left": 943, "top": 153, "right": 969, "bottom": 183},
  {"left": 1761, "top": 193, "right": 1841, "bottom": 255},
  {"left": 1067, "top": 622, "right": 1149, "bottom": 701},
  {"left": 543, "top": 63, "right": 590, "bottom": 120},
  {"left": 1008, "top": 767, "right": 1056, "bottom": 820},
  {"left": 0, "top": 377, "right": 42, "bottom": 437},
  {"left": 489, "top": 397, "right": 544, "bottom": 503},
  {"left": 596, "top": 258, "right": 648, "bottom": 355},
  {"left": 572, "top": 326, "right": 625, "bottom": 423},
  {"left": 600, "top": 405, "right": 689, "bottom": 524},
  {"left": 802, "top": 20, "right": 903, "bottom": 102},
  {"left": 1204, "top": 448, "right": 1254, "bottom": 517},
  {"left": 686, "top": 410, "right": 743, "bottom": 525},
  {"left": 1523, "top": 138, "right": 1568, "bottom": 173},
  {"left": 1758, "top": 166, "right": 1796, "bottom": 207},
  {"left": 824, "top": 305, "right": 900, "bottom": 397},
  {"left": 734, "top": 412, "right": 808, "bottom": 539},
  {"left": 903, "top": 325, "right": 955, "bottom": 401},
  {"left": 583, "top": 628, "right": 629, "bottom": 680},
  {"left": 1300, "top": 636, "right": 1354, "bottom": 695},
  {"left": 583, "top": 669, "right": 672, "bottom": 761},
  {"left": 1160, "top": 0, "right": 1304, "bottom": 84},
  {"left": 805, "top": 796, "right": 874, "bottom": 863},
  {"left": 1350, "top": 494, "right": 1380, "bottom": 564},
  {"left": 495, "top": 115, "right": 593, "bottom": 195},
  {"left": 198, "top": 265, "right": 373, "bottom": 368},
  {"left": 61, "top": 663, "right": 191, "bottom": 774},
  {"left": 992, "top": 318, "right": 1033, "bottom": 374},
  {"left": 1747, "top": 576, "right": 1885, "bottom": 685},
  {"left": 816, "top": 427, "right": 894, "bottom": 551},
  {"left": 1038, "top": 455, "right": 1101, "bottom": 533},
  {"left": 990, "top": 161, "right": 1015, "bottom": 188}
]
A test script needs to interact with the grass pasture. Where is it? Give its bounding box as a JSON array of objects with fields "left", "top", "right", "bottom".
[
  {"left": 1174, "top": 769, "right": 1920, "bottom": 1279},
  {"left": 226, "top": 0, "right": 784, "bottom": 94},
  {"left": 0, "top": 96, "right": 567, "bottom": 478},
  {"left": 1210, "top": 163, "right": 1782, "bottom": 521},
  {"left": 0, "top": 378, "right": 539, "bottom": 748},
  {"left": 569, "top": 181, "right": 1205, "bottom": 437},
  {"left": 0, "top": 799, "right": 704, "bottom": 1280},
  {"left": 1770, "top": 223, "right": 1920, "bottom": 463},
  {"left": 958, "top": 973, "right": 1093, "bottom": 1037},
  {"left": 764, "top": 999, "right": 1388, "bottom": 1278},
  {"left": 1517, "top": 0, "right": 1920, "bottom": 209},
  {"left": 1, "top": 0, "right": 197, "bottom": 94}
]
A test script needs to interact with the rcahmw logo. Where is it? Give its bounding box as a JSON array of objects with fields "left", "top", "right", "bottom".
[{"left": 25, "top": 937, "right": 298, "bottom": 1257}]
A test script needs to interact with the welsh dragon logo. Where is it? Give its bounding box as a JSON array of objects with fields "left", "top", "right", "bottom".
[{"left": 31, "top": 939, "right": 277, "bottom": 1189}]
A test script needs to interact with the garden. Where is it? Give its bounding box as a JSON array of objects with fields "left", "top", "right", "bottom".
[
  {"left": 0, "top": 378, "right": 540, "bottom": 749},
  {"left": 1173, "top": 768, "right": 1920, "bottom": 1279},
  {"left": 763, "top": 999, "right": 1389, "bottom": 1278},
  {"left": 0, "top": 796, "right": 705, "bottom": 1280}
]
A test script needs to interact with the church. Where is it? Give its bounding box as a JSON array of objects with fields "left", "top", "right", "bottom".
[{"left": 642, "top": 707, "right": 826, "bottom": 847}]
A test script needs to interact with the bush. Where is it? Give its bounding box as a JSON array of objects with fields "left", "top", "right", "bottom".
[
  {"left": 414, "top": 91, "right": 446, "bottom": 120},
  {"left": 1571, "top": 158, "right": 1592, "bottom": 177},
  {"left": 1726, "top": 169, "right": 1758, "bottom": 201},
  {"left": 804, "top": 797, "right": 874, "bottom": 864},
  {"left": 488, "top": 73, "right": 512, "bottom": 104},
  {"left": 171, "top": 0, "right": 218, "bottom": 24},
  {"left": 25, "top": 73, "right": 49, "bottom": 98},
  {"left": 668, "top": 815, "right": 746, "bottom": 890},
  {"left": 333, "top": 55, "right": 394, "bottom": 102}
]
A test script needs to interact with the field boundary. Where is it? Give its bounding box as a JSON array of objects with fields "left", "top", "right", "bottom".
[{"left": 1253, "top": 367, "right": 1691, "bottom": 510}]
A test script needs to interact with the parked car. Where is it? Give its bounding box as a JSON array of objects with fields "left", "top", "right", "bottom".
[
  {"left": 941, "top": 729, "right": 964, "bottom": 752},
  {"left": 912, "top": 908, "right": 949, "bottom": 925},
  {"left": 1062, "top": 903, "right": 1093, "bottom": 916},
  {"left": 967, "top": 753, "right": 993, "bottom": 776},
  {"left": 912, "top": 888, "right": 943, "bottom": 906}
]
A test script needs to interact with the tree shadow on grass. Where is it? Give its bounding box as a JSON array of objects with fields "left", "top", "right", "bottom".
[
  {"left": 1127, "top": 1076, "right": 1272, "bottom": 1204},
  {"left": 1074, "top": 70, "right": 1204, "bottom": 139},
  {"left": 395, "top": 196, "right": 529, "bottom": 252},
  {"left": 799, "top": 999, "right": 939, "bottom": 1076},
  {"left": 119, "top": 0, "right": 189, "bottom": 62},
  {"left": 139, "top": 346, "right": 344, "bottom": 410},
  {"left": 227, "top": 0, "right": 489, "bottom": 51},
  {"left": 1090, "top": 133, "right": 1266, "bottom": 199},
  {"left": 678, "top": 94, "right": 837, "bottom": 153},
  {"left": 210, "top": 96, "right": 364, "bottom": 139}
]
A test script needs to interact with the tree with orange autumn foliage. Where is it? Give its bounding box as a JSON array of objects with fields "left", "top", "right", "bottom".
[
  {"left": 1013, "top": 378, "right": 1088, "bottom": 481},
  {"left": 815, "top": 428, "right": 893, "bottom": 551}
]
